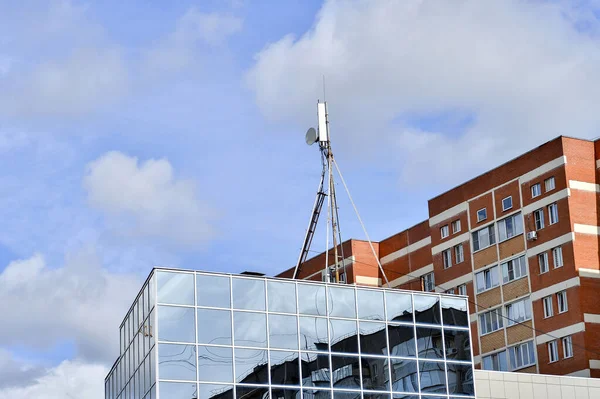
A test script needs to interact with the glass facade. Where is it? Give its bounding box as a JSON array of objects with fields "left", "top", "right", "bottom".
[{"left": 106, "top": 269, "right": 474, "bottom": 399}]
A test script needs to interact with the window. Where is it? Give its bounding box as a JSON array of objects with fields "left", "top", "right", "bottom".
[
  {"left": 454, "top": 244, "right": 464, "bottom": 264},
  {"left": 442, "top": 249, "right": 452, "bottom": 269},
  {"left": 441, "top": 225, "right": 449, "bottom": 239},
  {"left": 548, "top": 203, "right": 559, "bottom": 225},
  {"left": 562, "top": 336, "right": 573, "bottom": 359},
  {"left": 509, "top": 341, "right": 536, "bottom": 370},
  {"left": 501, "top": 256, "right": 527, "bottom": 283},
  {"left": 423, "top": 272, "right": 435, "bottom": 292},
  {"left": 548, "top": 340, "right": 559, "bottom": 363},
  {"left": 533, "top": 208, "right": 545, "bottom": 230},
  {"left": 445, "top": 288, "right": 455, "bottom": 295},
  {"left": 476, "top": 266, "right": 500, "bottom": 293},
  {"left": 482, "top": 351, "right": 508, "bottom": 371},
  {"left": 479, "top": 308, "right": 504, "bottom": 334},
  {"left": 452, "top": 219, "right": 461, "bottom": 233},
  {"left": 539, "top": 253, "right": 549, "bottom": 274},
  {"left": 531, "top": 183, "right": 541, "bottom": 198},
  {"left": 498, "top": 212, "right": 523, "bottom": 241},
  {"left": 472, "top": 225, "right": 496, "bottom": 251},
  {"left": 557, "top": 291, "right": 568, "bottom": 313},
  {"left": 502, "top": 196, "right": 513, "bottom": 211},
  {"left": 477, "top": 208, "right": 487, "bottom": 222},
  {"left": 545, "top": 176, "right": 555, "bottom": 192},
  {"left": 543, "top": 296, "right": 553, "bottom": 318},
  {"left": 505, "top": 298, "right": 532, "bottom": 326},
  {"left": 552, "top": 246, "right": 563, "bottom": 268},
  {"left": 457, "top": 284, "right": 467, "bottom": 296}
]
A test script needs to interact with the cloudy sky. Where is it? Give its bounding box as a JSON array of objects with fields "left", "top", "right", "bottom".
[{"left": 1, "top": 0, "right": 600, "bottom": 397}]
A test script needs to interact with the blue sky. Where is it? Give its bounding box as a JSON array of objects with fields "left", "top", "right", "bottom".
[{"left": 1, "top": 0, "right": 600, "bottom": 397}]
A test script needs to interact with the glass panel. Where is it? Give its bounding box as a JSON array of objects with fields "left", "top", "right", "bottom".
[
  {"left": 359, "top": 321, "right": 388, "bottom": 355},
  {"left": 332, "top": 391, "right": 361, "bottom": 399},
  {"left": 269, "top": 314, "right": 299, "bottom": 350},
  {"left": 392, "top": 395, "right": 418, "bottom": 399},
  {"left": 444, "top": 329, "right": 471, "bottom": 362},
  {"left": 232, "top": 277, "right": 266, "bottom": 311},
  {"left": 156, "top": 271, "right": 194, "bottom": 305},
  {"left": 270, "top": 350, "right": 301, "bottom": 385},
  {"left": 157, "top": 305, "right": 195, "bottom": 343},
  {"left": 158, "top": 382, "right": 197, "bottom": 398},
  {"left": 268, "top": 280, "right": 297, "bottom": 314},
  {"left": 385, "top": 292, "right": 413, "bottom": 323},
  {"left": 301, "top": 352, "right": 330, "bottom": 387},
  {"left": 416, "top": 327, "right": 444, "bottom": 360},
  {"left": 413, "top": 295, "right": 441, "bottom": 325},
  {"left": 357, "top": 289, "right": 385, "bottom": 321},
  {"left": 447, "top": 363, "right": 474, "bottom": 396},
  {"left": 197, "top": 308, "right": 232, "bottom": 345},
  {"left": 361, "top": 356, "right": 390, "bottom": 391},
  {"left": 330, "top": 355, "right": 360, "bottom": 389},
  {"left": 299, "top": 316, "right": 329, "bottom": 351},
  {"left": 271, "top": 387, "right": 302, "bottom": 399},
  {"left": 302, "top": 389, "right": 332, "bottom": 399},
  {"left": 197, "top": 345, "right": 233, "bottom": 383},
  {"left": 329, "top": 319, "right": 358, "bottom": 354},
  {"left": 233, "top": 311, "right": 267, "bottom": 348},
  {"left": 197, "top": 273, "right": 231, "bottom": 308},
  {"left": 236, "top": 385, "right": 269, "bottom": 399},
  {"left": 419, "top": 361, "right": 447, "bottom": 394},
  {"left": 298, "top": 283, "right": 328, "bottom": 316},
  {"left": 328, "top": 286, "right": 356, "bottom": 318},
  {"left": 388, "top": 324, "right": 416, "bottom": 358},
  {"left": 199, "top": 383, "right": 234, "bottom": 399},
  {"left": 234, "top": 348, "right": 269, "bottom": 384},
  {"left": 157, "top": 343, "right": 196, "bottom": 381},
  {"left": 390, "top": 358, "right": 418, "bottom": 393},
  {"left": 441, "top": 297, "right": 469, "bottom": 327}
]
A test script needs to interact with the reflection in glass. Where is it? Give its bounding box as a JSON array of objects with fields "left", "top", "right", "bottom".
[
  {"left": 298, "top": 284, "right": 328, "bottom": 316},
  {"left": 232, "top": 277, "right": 266, "bottom": 311},
  {"left": 416, "top": 327, "right": 444, "bottom": 360},
  {"left": 269, "top": 314, "right": 299, "bottom": 350},
  {"left": 357, "top": 289, "right": 385, "bottom": 321},
  {"left": 361, "top": 356, "right": 390, "bottom": 391},
  {"left": 328, "top": 286, "right": 356, "bottom": 318},
  {"left": 413, "top": 295, "right": 441, "bottom": 325},
  {"left": 330, "top": 355, "right": 360, "bottom": 389},
  {"left": 268, "top": 280, "right": 297, "bottom": 313},
  {"left": 156, "top": 271, "right": 194, "bottom": 305},
  {"left": 159, "top": 381, "right": 198, "bottom": 398},
  {"left": 299, "top": 316, "right": 329, "bottom": 351},
  {"left": 234, "top": 311, "right": 267, "bottom": 348},
  {"left": 301, "top": 352, "right": 330, "bottom": 387},
  {"left": 392, "top": 395, "right": 419, "bottom": 399},
  {"left": 447, "top": 363, "right": 474, "bottom": 395},
  {"left": 332, "top": 391, "right": 361, "bottom": 399},
  {"left": 236, "top": 385, "right": 269, "bottom": 399},
  {"left": 235, "top": 348, "right": 269, "bottom": 384},
  {"left": 390, "top": 358, "right": 418, "bottom": 393},
  {"left": 270, "top": 350, "right": 301, "bottom": 385},
  {"left": 442, "top": 297, "right": 469, "bottom": 327},
  {"left": 419, "top": 361, "right": 447, "bottom": 394},
  {"left": 388, "top": 324, "right": 416, "bottom": 358},
  {"left": 199, "top": 383, "right": 234, "bottom": 399},
  {"left": 385, "top": 292, "right": 413, "bottom": 323},
  {"left": 364, "top": 394, "right": 393, "bottom": 399},
  {"left": 157, "top": 305, "right": 196, "bottom": 343},
  {"left": 302, "top": 389, "right": 332, "bottom": 399},
  {"left": 272, "top": 387, "right": 302, "bottom": 399},
  {"left": 329, "top": 319, "right": 358, "bottom": 353},
  {"left": 157, "top": 343, "right": 196, "bottom": 381},
  {"left": 444, "top": 329, "right": 471, "bottom": 361},
  {"left": 359, "top": 321, "right": 387, "bottom": 355},
  {"left": 197, "top": 308, "right": 232, "bottom": 345},
  {"left": 197, "top": 345, "right": 233, "bottom": 382},
  {"left": 197, "top": 274, "right": 231, "bottom": 308}
]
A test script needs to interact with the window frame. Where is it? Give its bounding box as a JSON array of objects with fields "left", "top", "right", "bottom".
[
  {"left": 502, "top": 196, "right": 513, "bottom": 211},
  {"left": 557, "top": 291, "right": 568, "bottom": 313},
  {"left": 445, "top": 288, "right": 455, "bottom": 295},
  {"left": 442, "top": 248, "right": 452, "bottom": 269},
  {"left": 509, "top": 340, "right": 536, "bottom": 371},
  {"left": 531, "top": 183, "right": 541, "bottom": 198},
  {"left": 542, "top": 296, "right": 553, "bottom": 318},
  {"left": 552, "top": 246, "right": 563, "bottom": 268},
  {"left": 545, "top": 176, "right": 555, "bottom": 192},
  {"left": 501, "top": 256, "right": 527, "bottom": 284},
  {"left": 423, "top": 272, "right": 435, "bottom": 292},
  {"left": 498, "top": 212, "right": 523, "bottom": 242},
  {"left": 533, "top": 208, "right": 545, "bottom": 230},
  {"left": 472, "top": 224, "right": 496, "bottom": 252},
  {"left": 482, "top": 350, "right": 508, "bottom": 371},
  {"left": 505, "top": 297, "right": 532, "bottom": 326},
  {"left": 457, "top": 284, "right": 467, "bottom": 296},
  {"left": 479, "top": 307, "right": 504, "bottom": 335},
  {"left": 477, "top": 208, "right": 487, "bottom": 222},
  {"left": 452, "top": 219, "right": 461, "bottom": 234},
  {"left": 548, "top": 340, "right": 559, "bottom": 363},
  {"left": 476, "top": 265, "right": 500, "bottom": 293},
  {"left": 454, "top": 244, "right": 464, "bottom": 264},
  {"left": 441, "top": 225, "right": 449, "bottom": 239},
  {"left": 562, "top": 336, "right": 573, "bottom": 359},
  {"left": 539, "top": 252, "right": 549, "bottom": 274},
  {"left": 548, "top": 203, "right": 559, "bottom": 225}
]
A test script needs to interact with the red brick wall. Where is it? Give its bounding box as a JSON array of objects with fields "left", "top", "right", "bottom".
[
  {"left": 524, "top": 197, "right": 571, "bottom": 248},
  {"left": 469, "top": 193, "right": 494, "bottom": 230},
  {"left": 537, "top": 331, "right": 588, "bottom": 375},
  {"left": 528, "top": 241, "right": 577, "bottom": 292},
  {"left": 494, "top": 180, "right": 521, "bottom": 217}
]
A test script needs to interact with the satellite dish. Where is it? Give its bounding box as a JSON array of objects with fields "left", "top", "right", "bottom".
[{"left": 305, "top": 127, "right": 318, "bottom": 145}]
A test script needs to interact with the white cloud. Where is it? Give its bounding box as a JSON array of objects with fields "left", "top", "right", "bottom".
[
  {"left": 84, "top": 151, "right": 214, "bottom": 247},
  {"left": 0, "top": 350, "right": 45, "bottom": 389},
  {"left": 247, "top": 0, "right": 600, "bottom": 186},
  {"left": 0, "top": 359, "right": 106, "bottom": 399}
]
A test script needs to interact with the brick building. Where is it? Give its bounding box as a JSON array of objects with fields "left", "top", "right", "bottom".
[{"left": 278, "top": 136, "right": 600, "bottom": 378}]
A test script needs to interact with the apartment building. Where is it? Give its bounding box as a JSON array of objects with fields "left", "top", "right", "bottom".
[{"left": 279, "top": 136, "right": 600, "bottom": 379}]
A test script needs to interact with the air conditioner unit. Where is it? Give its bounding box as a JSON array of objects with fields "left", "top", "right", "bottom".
[{"left": 526, "top": 231, "right": 538, "bottom": 241}]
